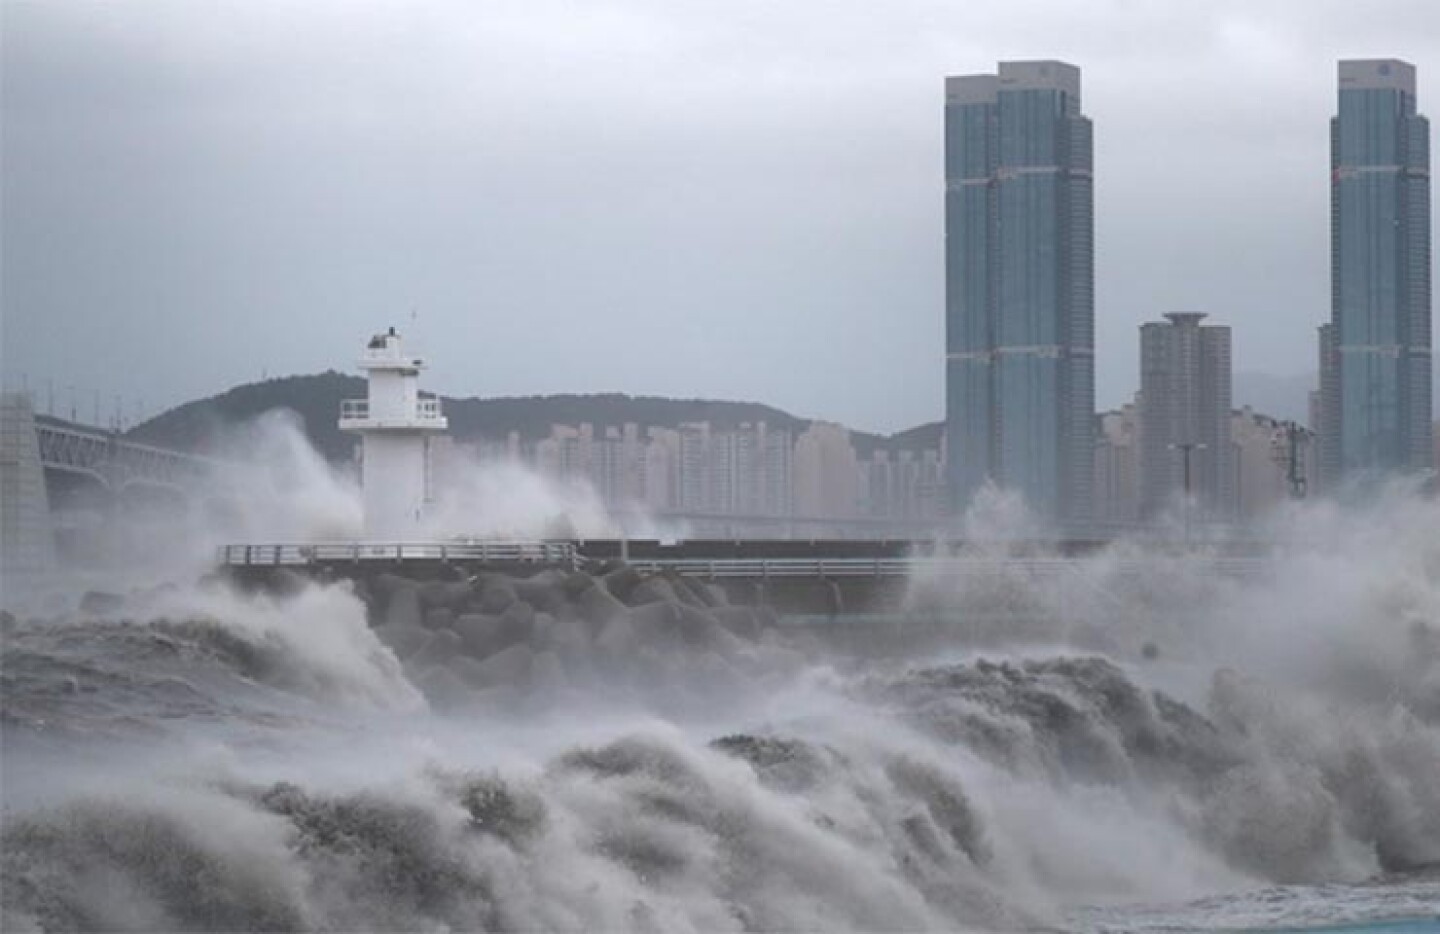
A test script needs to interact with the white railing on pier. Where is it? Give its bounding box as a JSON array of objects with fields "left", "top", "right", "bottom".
[
  {"left": 218, "top": 544, "right": 1269, "bottom": 583},
  {"left": 337, "top": 398, "right": 445, "bottom": 425},
  {"left": 219, "top": 540, "right": 576, "bottom": 567},
  {"left": 618, "top": 557, "right": 911, "bottom": 578},
  {"left": 617, "top": 555, "right": 1270, "bottom": 580}
]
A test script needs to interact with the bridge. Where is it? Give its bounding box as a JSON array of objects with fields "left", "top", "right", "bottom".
[
  {"left": 33, "top": 413, "right": 213, "bottom": 490},
  {"left": 1, "top": 392, "right": 213, "bottom": 574}
]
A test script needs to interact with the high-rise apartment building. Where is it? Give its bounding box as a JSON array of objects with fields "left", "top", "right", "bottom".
[
  {"left": 1232, "top": 408, "right": 1315, "bottom": 515},
  {"left": 944, "top": 60, "right": 1095, "bottom": 527},
  {"left": 1093, "top": 401, "right": 1141, "bottom": 528},
  {"left": 859, "top": 447, "right": 945, "bottom": 520},
  {"left": 793, "top": 422, "right": 857, "bottom": 519},
  {"left": 642, "top": 427, "right": 680, "bottom": 512},
  {"left": 1138, "top": 313, "right": 1234, "bottom": 519},
  {"left": 1329, "top": 59, "right": 1433, "bottom": 485},
  {"left": 1313, "top": 323, "right": 1341, "bottom": 492},
  {"left": 677, "top": 422, "right": 712, "bottom": 512},
  {"left": 707, "top": 422, "right": 793, "bottom": 516}
]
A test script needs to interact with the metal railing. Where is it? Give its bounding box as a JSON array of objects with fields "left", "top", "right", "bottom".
[
  {"left": 360, "top": 346, "right": 423, "bottom": 367},
  {"left": 621, "top": 557, "right": 913, "bottom": 578},
  {"left": 338, "top": 399, "right": 367, "bottom": 420},
  {"left": 617, "top": 555, "right": 1271, "bottom": 580},
  {"left": 218, "top": 543, "right": 1271, "bottom": 584},
  {"left": 219, "top": 540, "right": 576, "bottom": 567},
  {"left": 338, "top": 398, "right": 445, "bottom": 423}
]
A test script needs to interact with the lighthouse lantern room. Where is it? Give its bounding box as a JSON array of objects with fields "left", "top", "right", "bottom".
[{"left": 339, "top": 328, "right": 448, "bottom": 539}]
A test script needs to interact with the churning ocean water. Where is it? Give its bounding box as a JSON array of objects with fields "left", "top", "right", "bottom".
[{"left": 3, "top": 496, "right": 1439, "bottom": 932}]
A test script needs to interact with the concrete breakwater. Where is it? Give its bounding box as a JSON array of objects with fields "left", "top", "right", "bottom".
[
  {"left": 217, "top": 539, "right": 920, "bottom": 616},
  {"left": 342, "top": 564, "right": 814, "bottom": 712}
]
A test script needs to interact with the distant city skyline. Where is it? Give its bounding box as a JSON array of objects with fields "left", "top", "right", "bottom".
[
  {"left": 3, "top": 2, "right": 1439, "bottom": 434},
  {"left": 450, "top": 416, "right": 943, "bottom": 529}
]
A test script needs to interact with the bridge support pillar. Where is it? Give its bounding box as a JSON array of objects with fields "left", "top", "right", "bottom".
[{"left": 0, "top": 392, "right": 56, "bottom": 578}]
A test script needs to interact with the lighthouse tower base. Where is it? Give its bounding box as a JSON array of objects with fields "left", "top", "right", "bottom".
[{"left": 361, "top": 433, "right": 433, "bottom": 540}]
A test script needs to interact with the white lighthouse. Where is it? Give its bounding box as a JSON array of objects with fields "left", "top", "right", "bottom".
[{"left": 339, "top": 328, "right": 448, "bottom": 540}]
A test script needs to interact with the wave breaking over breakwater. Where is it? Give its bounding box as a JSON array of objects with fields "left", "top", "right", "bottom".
[{"left": 4, "top": 497, "right": 1440, "bottom": 931}]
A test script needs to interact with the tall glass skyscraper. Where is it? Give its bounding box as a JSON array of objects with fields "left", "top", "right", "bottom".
[
  {"left": 1329, "top": 59, "right": 1433, "bottom": 484},
  {"left": 944, "top": 61, "right": 1094, "bottom": 526}
]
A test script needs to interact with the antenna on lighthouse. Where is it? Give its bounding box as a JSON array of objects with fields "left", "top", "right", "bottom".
[{"left": 339, "top": 328, "right": 448, "bottom": 540}]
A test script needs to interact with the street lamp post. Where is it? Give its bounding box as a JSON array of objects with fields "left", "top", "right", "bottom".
[
  {"left": 1168, "top": 441, "right": 1207, "bottom": 546},
  {"left": 1270, "top": 421, "right": 1308, "bottom": 500}
]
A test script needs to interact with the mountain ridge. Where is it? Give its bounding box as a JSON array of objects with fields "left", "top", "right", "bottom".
[{"left": 125, "top": 372, "right": 945, "bottom": 462}]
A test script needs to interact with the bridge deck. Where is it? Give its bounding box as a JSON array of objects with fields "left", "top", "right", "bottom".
[{"left": 35, "top": 414, "right": 214, "bottom": 488}]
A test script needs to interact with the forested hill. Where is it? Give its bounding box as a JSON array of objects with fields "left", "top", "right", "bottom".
[
  {"left": 127, "top": 371, "right": 365, "bottom": 462},
  {"left": 127, "top": 372, "right": 943, "bottom": 463}
]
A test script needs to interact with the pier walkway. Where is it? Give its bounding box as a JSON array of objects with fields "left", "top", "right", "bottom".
[{"left": 218, "top": 537, "right": 1271, "bottom": 617}]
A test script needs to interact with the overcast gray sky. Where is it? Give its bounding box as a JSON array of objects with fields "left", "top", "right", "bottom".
[{"left": 3, "top": 0, "right": 1437, "bottom": 434}]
